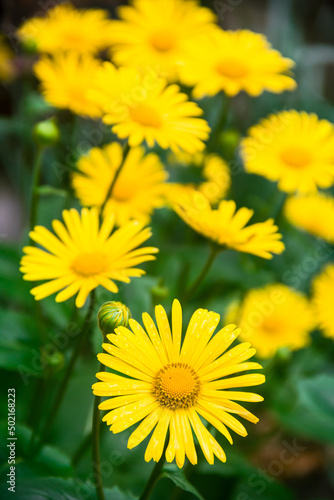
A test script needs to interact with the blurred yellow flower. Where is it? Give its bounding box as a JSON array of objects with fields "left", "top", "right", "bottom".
[
  {"left": 166, "top": 153, "right": 231, "bottom": 206},
  {"left": 18, "top": 3, "right": 113, "bottom": 54},
  {"left": 227, "top": 284, "right": 315, "bottom": 358},
  {"left": 312, "top": 264, "right": 334, "bottom": 340},
  {"left": 34, "top": 53, "right": 102, "bottom": 117},
  {"left": 108, "top": 0, "right": 217, "bottom": 80},
  {"left": 20, "top": 208, "right": 158, "bottom": 308},
  {"left": 72, "top": 143, "right": 168, "bottom": 226},
  {"left": 179, "top": 30, "right": 296, "bottom": 98},
  {"left": 90, "top": 63, "right": 210, "bottom": 153},
  {"left": 284, "top": 193, "right": 334, "bottom": 243},
  {"left": 93, "top": 299, "right": 265, "bottom": 467},
  {"left": 173, "top": 191, "right": 284, "bottom": 259},
  {"left": 241, "top": 111, "right": 334, "bottom": 194}
]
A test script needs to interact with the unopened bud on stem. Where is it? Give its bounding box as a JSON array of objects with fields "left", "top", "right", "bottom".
[{"left": 97, "top": 301, "right": 131, "bottom": 335}]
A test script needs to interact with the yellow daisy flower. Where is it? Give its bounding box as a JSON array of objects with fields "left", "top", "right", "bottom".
[
  {"left": 241, "top": 111, "right": 334, "bottom": 194},
  {"left": 90, "top": 63, "right": 210, "bottom": 153},
  {"left": 179, "top": 29, "right": 296, "bottom": 98},
  {"left": 312, "top": 264, "right": 334, "bottom": 339},
  {"left": 17, "top": 3, "right": 113, "bottom": 54},
  {"left": 226, "top": 284, "right": 315, "bottom": 358},
  {"left": 166, "top": 152, "right": 231, "bottom": 205},
  {"left": 93, "top": 299, "right": 265, "bottom": 467},
  {"left": 34, "top": 53, "right": 102, "bottom": 117},
  {"left": 284, "top": 193, "right": 334, "bottom": 243},
  {"left": 108, "top": 0, "right": 217, "bottom": 80},
  {"left": 173, "top": 191, "right": 284, "bottom": 259},
  {"left": 20, "top": 208, "right": 158, "bottom": 308},
  {"left": 72, "top": 143, "right": 168, "bottom": 226}
]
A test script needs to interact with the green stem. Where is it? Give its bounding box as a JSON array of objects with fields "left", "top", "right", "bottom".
[
  {"left": 32, "top": 291, "right": 96, "bottom": 453},
  {"left": 92, "top": 358, "right": 106, "bottom": 500},
  {"left": 208, "top": 94, "right": 230, "bottom": 152},
  {"left": 271, "top": 190, "right": 287, "bottom": 223},
  {"left": 29, "top": 145, "right": 46, "bottom": 239},
  {"left": 184, "top": 244, "right": 221, "bottom": 301},
  {"left": 139, "top": 453, "right": 166, "bottom": 500},
  {"left": 100, "top": 142, "right": 130, "bottom": 216}
]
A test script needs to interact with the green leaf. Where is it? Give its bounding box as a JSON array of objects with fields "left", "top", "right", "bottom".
[
  {"left": 36, "top": 444, "right": 73, "bottom": 477},
  {"left": 162, "top": 468, "right": 205, "bottom": 500},
  {"left": 0, "top": 478, "right": 93, "bottom": 500},
  {"left": 36, "top": 185, "right": 68, "bottom": 197},
  {"left": 232, "top": 474, "right": 294, "bottom": 500},
  {"left": 0, "top": 308, "right": 40, "bottom": 373},
  {"left": 0, "top": 344, "right": 39, "bottom": 374}
]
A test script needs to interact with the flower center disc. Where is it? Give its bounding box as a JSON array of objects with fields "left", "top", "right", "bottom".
[
  {"left": 216, "top": 59, "right": 248, "bottom": 78},
  {"left": 130, "top": 103, "right": 163, "bottom": 128},
  {"left": 153, "top": 363, "right": 200, "bottom": 409},
  {"left": 111, "top": 172, "right": 136, "bottom": 202},
  {"left": 71, "top": 252, "right": 108, "bottom": 276},
  {"left": 280, "top": 147, "right": 311, "bottom": 168},
  {"left": 261, "top": 318, "right": 283, "bottom": 335},
  {"left": 150, "top": 31, "right": 175, "bottom": 52}
]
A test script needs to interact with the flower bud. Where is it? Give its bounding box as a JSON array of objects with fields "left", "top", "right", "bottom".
[
  {"left": 276, "top": 346, "right": 292, "bottom": 362},
  {"left": 41, "top": 349, "right": 64, "bottom": 372},
  {"left": 21, "top": 38, "right": 38, "bottom": 54},
  {"left": 98, "top": 301, "right": 131, "bottom": 335},
  {"left": 151, "top": 283, "right": 169, "bottom": 301},
  {"left": 33, "top": 118, "right": 59, "bottom": 146}
]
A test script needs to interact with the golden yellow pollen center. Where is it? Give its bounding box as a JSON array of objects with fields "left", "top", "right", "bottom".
[
  {"left": 216, "top": 59, "right": 248, "bottom": 78},
  {"left": 71, "top": 252, "right": 108, "bottom": 277},
  {"left": 130, "top": 103, "right": 163, "bottom": 128},
  {"left": 149, "top": 31, "right": 175, "bottom": 52},
  {"left": 280, "top": 147, "right": 311, "bottom": 168},
  {"left": 152, "top": 363, "right": 201, "bottom": 409},
  {"left": 63, "top": 32, "right": 83, "bottom": 46},
  {"left": 111, "top": 176, "right": 136, "bottom": 202}
]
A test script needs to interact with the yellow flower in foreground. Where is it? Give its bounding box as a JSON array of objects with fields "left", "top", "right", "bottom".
[
  {"left": 90, "top": 63, "right": 210, "bottom": 153},
  {"left": 284, "top": 194, "right": 334, "bottom": 243},
  {"left": 20, "top": 208, "right": 158, "bottom": 308},
  {"left": 34, "top": 53, "right": 102, "bottom": 117},
  {"left": 72, "top": 143, "right": 168, "bottom": 225},
  {"left": 227, "top": 284, "right": 315, "bottom": 358},
  {"left": 179, "top": 29, "right": 296, "bottom": 98},
  {"left": 93, "top": 299, "right": 265, "bottom": 467},
  {"left": 173, "top": 191, "right": 284, "bottom": 259},
  {"left": 166, "top": 152, "right": 231, "bottom": 205},
  {"left": 312, "top": 265, "right": 334, "bottom": 339},
  {"left": 108, "top": 0, "right": 217, "bottom": 80},
  {"left": 17, "top": 3, "right": 113, "bottom": 54},
  {"left": 241, "top": 111, "right": 334, "bottom": 194}
]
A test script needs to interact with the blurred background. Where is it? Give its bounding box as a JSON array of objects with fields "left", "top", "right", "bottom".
[
  {"left": 1, "top": 0, "right": 334, "bottom": 241},
  {"left": 0, "top": 1, "right": 334, "bottom": 500}
]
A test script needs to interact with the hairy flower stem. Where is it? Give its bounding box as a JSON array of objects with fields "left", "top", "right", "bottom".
[
  {"left": 139, "top": 452, "right": 166, "bottom": 500},
  {"left": 91, "top": 150, "right": 132, "bottom": 497},
  {"left": 32, "top": 291, "right": 96, "bottom": 454},
  {"left": 184, "top": 244, "right": 221, "bottom": 301},
  {"left": 100, "top": 142, "right": 130, "bottom": 216},
  {"left": 29, "top": 145, "right": 46, "bottom": 241},
  {"left": 92, "top": 356, "right": 106, "bottom": 500}
]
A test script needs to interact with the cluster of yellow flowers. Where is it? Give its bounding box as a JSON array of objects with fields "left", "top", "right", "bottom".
[{"left": 17, "top": 0, "right": 334, "bottom": 469}]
